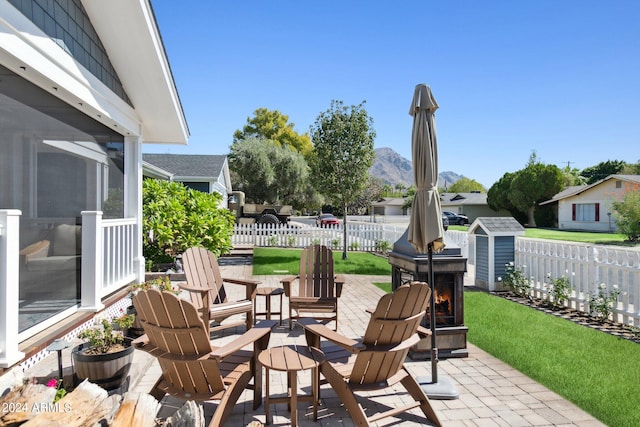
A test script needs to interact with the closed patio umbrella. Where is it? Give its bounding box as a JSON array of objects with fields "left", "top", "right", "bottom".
[
  {"left": 408, "top": 84, "right": 445, "bottom": 254},
  {"left": 408, "top": 84, "right": 458, "bottom": 399}
]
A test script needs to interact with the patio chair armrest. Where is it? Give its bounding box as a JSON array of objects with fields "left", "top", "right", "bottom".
[
  {"left": 281, "top": 275, "right": 299, "bottom": 297},
  {"left": 176, "top": 282, "right": 208, "bottom": 295},
  {"left": 417, "top": 325, "right": 432, "bottom": 339},
  {"left": 209, "top": 319, "right": 277, "bottom": 361},
  {"left": 222, "top": 277, "right": 260, "bottom": 300},
  {"left": 299, "top": 318, "right": 364, "bottom": 353},
  {"left": 334, "top": 275, "right": 345, "bottom": 297}
]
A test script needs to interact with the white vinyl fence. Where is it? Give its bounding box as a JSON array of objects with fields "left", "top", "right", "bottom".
[
  {"left": 515, "top": 238, "right": 640, "bottom": 326},
  {"left": 232, "top": 223, "right": 405, "bottom": 252},
  {"left": 232, "top": 224, "right": 640, "bottom": 326}
]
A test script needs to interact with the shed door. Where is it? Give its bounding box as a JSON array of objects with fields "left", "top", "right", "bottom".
[{"left": 476, "top": 235, "right": 489, "bottom": 282}]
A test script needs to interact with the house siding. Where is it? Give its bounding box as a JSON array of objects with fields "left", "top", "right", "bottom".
[
  {"left": 558, "top": 179, "right": 622, "bottom": 232},
  {"left": 475, "top": 235, "right": 489, "bottom": 282},
  {"left": 494, "top": 236, "right": 515, "bottom": 281}
]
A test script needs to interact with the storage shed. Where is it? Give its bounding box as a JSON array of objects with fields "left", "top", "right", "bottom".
[{"left": 469, "top": 217, "right": 525, "bottom": 292}]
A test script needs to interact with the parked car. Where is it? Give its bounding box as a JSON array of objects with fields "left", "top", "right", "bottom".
[
  {"left": 443, "top": 211, "right": 469, "bottom": 225},
  {"left": 442, "top": 213, "right": 449, "bottom": 231},
  {"left": 316, "top": 213, "right": 340, "bottom": 227}
]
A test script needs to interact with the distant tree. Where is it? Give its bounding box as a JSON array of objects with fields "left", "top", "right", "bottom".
[
  {"left": 487, "top": 152, "right": 563, "bottom": 226},
  {"left": 487, "top": 172, "right": 517, "bottom": 213},
  {"left": 561, "top": 166, "right": 587, "bottom": 186},
  {"left": 310, "top": 100, "right": 376, "bottom": 259},
  {"left": 447, "top": 177, "right": 486, "bottom": 193},
  {"left": 394, "top": 182, "right": 407, "bottom": 195},
  {"left": 381, "top": 183, "right": 393, "bottom": 197},
  {"left": 620, "top": 160, "right": 640, "bottom": 175},
  {"left": 402, "top": 186, "right": 416, "bottom": 211},
  {"left": 611, "top": 182, "right": 640, "bottom": 242},
  {"left": 580, "top": 160, "right": 626, "bottom": 184},
  {"left": 229, "top": 136, "right": 312, "bottom": 207},
  {"left": 233, "top": 108, "right": 312, "bottom": 156},
  {"left": 509, "top": 156, "right": 563, "bottom": 227},
  {"left": 349, "top": 176, "right": 384, "bottom": 215}
]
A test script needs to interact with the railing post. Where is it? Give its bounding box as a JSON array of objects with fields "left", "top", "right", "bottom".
[
  {"left": 0, "top": 209, "right": 24, "bottom": 367},
  {"left": 80, "top": 211, "right": 104, "bottom": 311}
]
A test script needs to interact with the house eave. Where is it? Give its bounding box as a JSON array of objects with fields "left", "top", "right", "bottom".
[{"left": 81, "top": 0, "right": 189, "bottom": 145}]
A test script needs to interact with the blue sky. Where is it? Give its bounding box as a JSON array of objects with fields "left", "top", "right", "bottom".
[{"left": 146, "top": 1, "right": 640, "bottom": 189}]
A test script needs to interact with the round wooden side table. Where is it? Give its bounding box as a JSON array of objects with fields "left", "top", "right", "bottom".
[
  {"left": 258, "top": 345, "right": 325, "bottom": 426},
  {"left": 254, "top": 287, "right": 284, "bottom": 325}
]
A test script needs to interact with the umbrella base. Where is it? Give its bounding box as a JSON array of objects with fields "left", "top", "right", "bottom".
[{"left": 417, "top": 376, "right": 459, "bottom": 400}]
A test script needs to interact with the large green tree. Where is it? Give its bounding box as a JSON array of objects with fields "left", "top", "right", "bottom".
[
  {"left": 580, "top": 160, "right": 626, "bottom": 184},
  {"left": 488, "top": 153, "right": 563, "bottom": 227},
  {"left": 447, "top": 177, "right": 486, "bottom": 193},
  {"left": 228, "top": 136, "right": 312, "bottom": 207},
  {"left": 310, "top": 100, "right": 376, "bottom": 259},
  {"left": 233, "top": 108, "right": 312, "bottom": 156}
]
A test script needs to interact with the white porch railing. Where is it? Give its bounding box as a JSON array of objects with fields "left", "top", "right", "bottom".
[{"left": 102, "top": 217, "right": 137, "bottom": 294}]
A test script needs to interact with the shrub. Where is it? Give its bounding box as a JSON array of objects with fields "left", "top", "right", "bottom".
[
  {"left": 545, "top": 272, "right": 572, "bottom": 309},
  {"left": 588, "top": 284, "right": 621, "bottom": 322},
  {"left": 499, "top": 262, "right": 532, "bottom": 298},
  {"left": 611, "top": 182, "right": 640, "bottom": 242},
  {"left": 143, "top": 179, "right": 234, "bottom": 266},
  {"left": 375, "top": 239, "right": 392, "bottom": 254}
]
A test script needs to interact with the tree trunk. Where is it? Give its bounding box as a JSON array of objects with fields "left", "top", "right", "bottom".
[
  {"left": 527, "top": 205, "right": 536, "bottom": 227},
  {"left": 342, "top": 203, "right": 348, "bottom": 260}
]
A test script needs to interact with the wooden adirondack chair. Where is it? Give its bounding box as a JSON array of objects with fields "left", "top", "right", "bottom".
[
  {"left": 300, "top": 282, "right": 442, "bottom": 427},
  {"left": 281, "top": 244, "right": 345, "bottom": 331},
  {"left": 132, "top": 288, "right": 276, "bottom": 427},
  {"left": 179, "top": 246, "right": 258, "bottom": 333}
]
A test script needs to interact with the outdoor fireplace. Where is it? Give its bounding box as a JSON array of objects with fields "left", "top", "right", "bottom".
[{"left": 388, "top": 230, "right": 468, "bottom": 359}]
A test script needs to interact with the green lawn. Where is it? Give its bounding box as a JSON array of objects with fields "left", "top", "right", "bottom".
[
  {"left": 370, "top": 283, "right": 640, "bottom": 426},
  {"left": 252, "top": 247, "right": 392, "bottom": 276},
  {"left": 449, "top": 225, "right": 632, "bottom": 246}
]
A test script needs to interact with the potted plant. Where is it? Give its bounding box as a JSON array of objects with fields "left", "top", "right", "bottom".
[{"left": 71, "top": 318, "right": 135, "bottom": 391}]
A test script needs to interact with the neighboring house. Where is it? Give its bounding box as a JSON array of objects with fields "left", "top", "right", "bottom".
[
  {"left": 0, "top": 0, "right": 188, "bottom": 369},
  {"left": 539, "top": 174, "right": 640, "bottom": 232},
  {"left": 371, "top": 198, "right": 409, "bottom": 216},
  {"left": 440, "top": 192, "right": 510, "bottom": 223},
  {"left": 143, "top": 154, "right": 232, "bottom": 208}
]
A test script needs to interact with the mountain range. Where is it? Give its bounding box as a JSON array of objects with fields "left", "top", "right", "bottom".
[{"left": 371, "top": 147, "right": 464, "bottom": 188}]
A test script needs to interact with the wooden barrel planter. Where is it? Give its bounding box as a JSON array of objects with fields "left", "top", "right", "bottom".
[
  {"left": 72, "top": 338, "right": 134, "bottom": 391},
  {"left": 126, "top": 305, "right": 145, "bottom": 338}
]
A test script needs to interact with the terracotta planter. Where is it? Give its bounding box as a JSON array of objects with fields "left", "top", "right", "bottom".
[{"left": 72, "top": 338, "right": 134, "bottom": 390}]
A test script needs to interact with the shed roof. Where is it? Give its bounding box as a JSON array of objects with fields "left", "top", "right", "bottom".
[{"left": 468, "top": 217, "right": 525, "bottom": 236}]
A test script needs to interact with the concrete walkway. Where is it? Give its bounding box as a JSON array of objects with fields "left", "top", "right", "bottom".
[{"left": 18, "top": 261, "right": 605, "bottom": 426}]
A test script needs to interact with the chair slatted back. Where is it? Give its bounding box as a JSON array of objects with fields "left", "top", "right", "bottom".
[
  {"left": 299, "top": 245, "right": 335, "bottom": 298},
  {"left": 182, "top": 246, "right": 227, "bottom": 306},
  {"left": 133, "top": 288, "right": 225, "bottom": 393},
  {"left": 350, "top": 282, "right": 431, "bottom": 385}
]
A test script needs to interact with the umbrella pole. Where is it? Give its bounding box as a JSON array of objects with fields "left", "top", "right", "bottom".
[
  {"left": 429, "top": 243, "right": 438, "bottom": 383},
  {"left": 418, "top": 242, "right": 459, "bottom": 399}
]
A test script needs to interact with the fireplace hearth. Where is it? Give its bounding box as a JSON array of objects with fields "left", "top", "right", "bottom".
[{"left": 388, "top": 230, "right": 468, "bottom": 359}]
